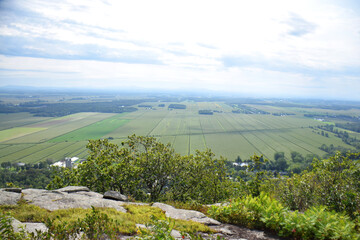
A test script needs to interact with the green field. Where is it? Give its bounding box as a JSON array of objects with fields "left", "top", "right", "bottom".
[
  {"left": 0, "top": 113, "right": 50, "bottom": 131},
  {"left": 49, "top": 115, "right": 129, "bottom": 142},
  {"left": 0, "top": 102, "right": 357, "bottom": 164},
  {"left": 0, "top": 127, "right": 46, "bottom": 142}
]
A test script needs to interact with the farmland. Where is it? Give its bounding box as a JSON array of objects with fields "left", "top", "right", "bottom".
[{"left": 0, "top": 101, "right": 358, "bottom": 164}]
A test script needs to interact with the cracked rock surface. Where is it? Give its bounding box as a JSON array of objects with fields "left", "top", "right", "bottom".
[
  {"left": 21, "top": 187, "right": 126, "bottom": 212},
  {"left": 1, "top": 187, "right": 285, "bottom": 239}
]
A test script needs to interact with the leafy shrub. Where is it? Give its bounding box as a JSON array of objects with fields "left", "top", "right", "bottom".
[
  {"left": 29, "top": 206, "right": 119, "bottom": 240},
  {"left": 135, "top": 215, "right": 223, "bottom": 240},
  {"left": 280, "top": 206, "right": 359, "bottom": 240},
  {"left": 208, "top": 192, "right": 286, "bottom": 230},
  {"left": 266, "top": 152, "right": 360, "bottom": 217},
  {"left": 136, "top": 215, "right": 176, "bottom": 240},
  {"left": 0, "top": 212, "right": 28, "bottom": 240},
  {"left": 209, "top": 192, "right": 360, "bottom": 240}
]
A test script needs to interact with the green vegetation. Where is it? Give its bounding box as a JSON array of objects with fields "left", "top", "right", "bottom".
[
  {"left": 48, "top": 135, "right": 236, "bottom": 203},
  {"left": 1, "top": 93, "right": 360, "bottom": 238},
  {"left": 1, "top": 134, "right": 360, "bottom": 239},
  {"left": 0, "top": 160, "right": 53, "bottom": 188},
  {"left": 44, "top": 138, "right": 360, "bottom": 239},
  {"left": 0, "top": 203, "right": 211, "bottom": 239},
  {"left": 168, "top": 104, "right": 186, "bottom": 109},
  {"left": 208, "top": 152, "right": 360, "bottom": 239},
  {"left": 229, "top": 103, "right": 269, "bottom": 114},
  {"left": 265, "top": 152, "right": 360, "bottom": 217},
  {"left": 198, "top": 110, "right": 213, "bottom": 115},
  {"left": 336, "top": 122, "right": 360, "bottom": 133},
  {"left": 0, "top": 212, "right": 28, "bottom": 239},
  {"left": 209, "top": 193, "right": 360, "bottom": 240}
]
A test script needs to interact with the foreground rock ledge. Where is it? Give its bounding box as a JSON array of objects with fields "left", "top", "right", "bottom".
[
  {"left": 1, "top": 186, "right": 284, "bottom": 240},
  {"left": 0, "top": 186, "right": 127, "bottom": 212}
]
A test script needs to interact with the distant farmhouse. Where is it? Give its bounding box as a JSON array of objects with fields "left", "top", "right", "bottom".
[{"left": 51, "top": 157, "right": 85, "bottom": 168}]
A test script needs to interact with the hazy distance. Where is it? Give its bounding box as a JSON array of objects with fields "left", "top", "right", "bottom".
[{"left": 0, "top": 0, "right": 360, "bottom": 100}]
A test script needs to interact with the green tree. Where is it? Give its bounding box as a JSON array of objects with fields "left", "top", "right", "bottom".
[
  {"left": 123, "top": 135, "right": 178, "bottom": 201},
  {"left": 290, "top": 151, "right": 304, "bottom": 163},
  {"left": 81, "top": 138, "right": 139, "bottom": 194},
  {"left": 48, "top": 135, "right": 239, "bottom": 203},
  {"left": 273, "top": 152, "right": 288, "bottom": 171},
  {"left": 268, "top": 152, "right": 360, "bottom": 217},
  {"left": 48, "top": 139, "right": 140, "bottom": 195}
]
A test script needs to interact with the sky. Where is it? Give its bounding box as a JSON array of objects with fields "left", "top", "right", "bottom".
[{"left": 0, "top": 0, "right": 360, "bottom": 100}]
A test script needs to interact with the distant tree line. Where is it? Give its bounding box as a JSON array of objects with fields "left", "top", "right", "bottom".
[
  {"left": 319, "top": 144, "right": 358, "bottom": 158},
  {"left": 254, "top": 101, "right": 360, "bottom": 110},
  {"left": 198, "top": 110, "right": 213, "bottom": 115},
  {"left": 271, "top": 112, "right": 295, "bottom": 116},
  {"left": 316, "top": 124, "right": 360, "bottom": 149},
  {"left": 0, "top": 100, "right": 142, "bottom": 117},
  {"left": 335, "top": 122, "right": 360, "bottom": 133},
  {"left": 138, "top": 104, "right": 152, "bottom": 108},
  {"left": 168, "top": 104, "right": 186, "bottom": 109},
  {"left": 230, "top": 104, "right": 269, "bottom": 114},
  {"left": 304, "top": 113, "right": 360, "bottom": 122}
]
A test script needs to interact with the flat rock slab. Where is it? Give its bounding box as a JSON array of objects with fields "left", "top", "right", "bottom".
[
  {"left": 56, "top": 186, "right": 90, "bottom": 193},
  {"left": 103, "top": 190, "right": 128, "bottom": 201},
  {"left": 22, "top": 188, "right": 126, "bottom": 212},
  {"left": 152, "top": 202, "right": 220, "bottom": 226},
  {"left": 0, "top": 189, "right": 21, "bottom": 205},
  {"left": 12, "top": 218, "right": 48, "bottom": 234}
]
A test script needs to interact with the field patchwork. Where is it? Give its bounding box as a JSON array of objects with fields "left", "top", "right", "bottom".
[{"left": 0, "top": 102, "right": 357, "bottom": 163}]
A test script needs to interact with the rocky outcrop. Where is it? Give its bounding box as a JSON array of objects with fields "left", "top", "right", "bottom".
[
  {"left": 0, "top": 187, "right": 283, "bottom": 240},
  {"left": 0, "top": 189, "right": 21, "bottom": 205},
  {"left": 152, "top": 202, "right": 221, "bottom": 225},
  {"left": 11, "top": 217, "right": 48, "bottom": 234},
  {"left": 0, "top": 187, "right": 128, "bottom": 212},
  {"left": 103, "top": 190, "right": 128, "bottom": 201},
  {"left": 22, "top": 187, "right": 126, "bottom": 212}
]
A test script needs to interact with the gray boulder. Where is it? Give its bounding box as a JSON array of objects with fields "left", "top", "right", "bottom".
[
  {"left": 0, "top": 189, "right": 21, "bottom": 205},
  {"left": 22, "top": 188, "right": 126, "bottom": 212},
  {"left": 152, "top": 202, "right": 220, "bottom": 226},
  {"left": 171, "top": 229, "right": 183, "bottom": 239},
  {"left": 103, "top": 190, "right": 128, "bottom": 201},
  {"left": 11, "top": 217, "right": 48, "bottom": 234}
]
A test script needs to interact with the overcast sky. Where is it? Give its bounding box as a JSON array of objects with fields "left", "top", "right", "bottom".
[{"left": 0, "top": 0, "right": 359, "bottom": 99}]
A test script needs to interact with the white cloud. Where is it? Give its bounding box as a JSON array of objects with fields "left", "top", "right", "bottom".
[{"left": 0, "top": 0, "right": 359, "bottom": 99}]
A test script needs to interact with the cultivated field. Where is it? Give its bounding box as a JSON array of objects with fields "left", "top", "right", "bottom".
[{"left": 0, "top": 102, "right": 356, "bottom": 163}]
